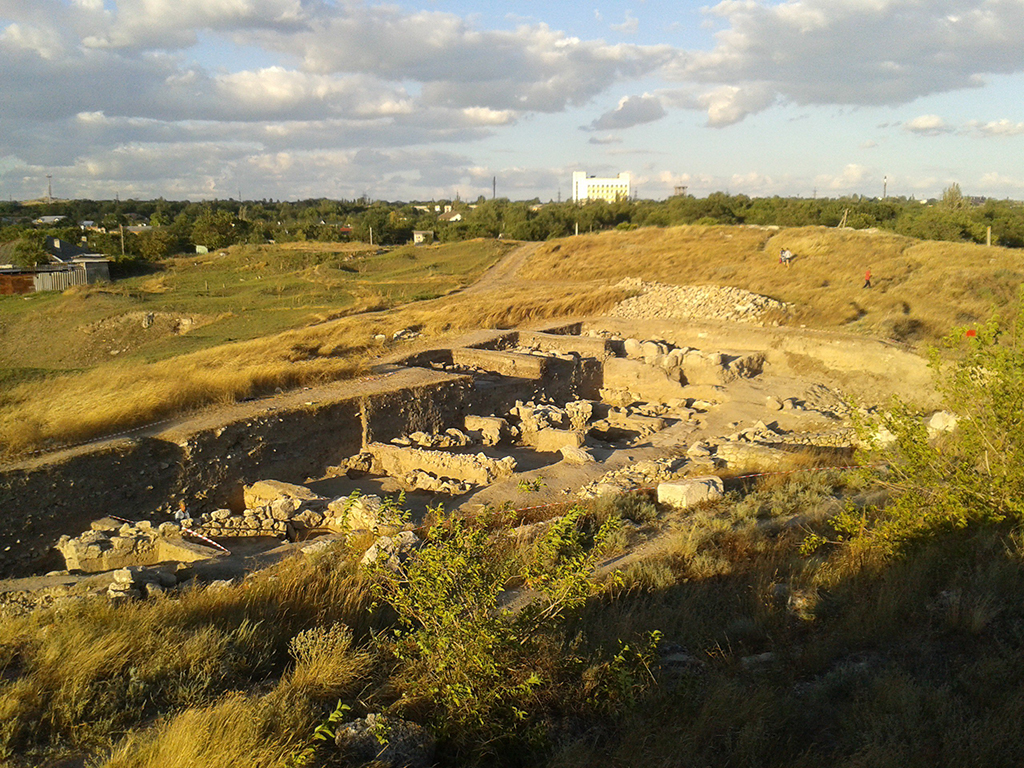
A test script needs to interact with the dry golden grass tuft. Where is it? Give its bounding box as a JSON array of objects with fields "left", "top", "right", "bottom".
[{"left": 0, "top": 546, "right": 376, "bottom": 764}]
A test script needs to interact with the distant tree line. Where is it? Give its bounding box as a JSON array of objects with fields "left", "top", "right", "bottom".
[{"left": 2, "top": 184, "right": 1023, "bottom": 266}]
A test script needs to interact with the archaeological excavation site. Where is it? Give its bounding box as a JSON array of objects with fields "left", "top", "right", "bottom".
[
  {"left": 11, "top": 223, "right": 1022, "bottom": 768},
  {"left": 0, "top": 282, "right": 940, "bottom": 610}
]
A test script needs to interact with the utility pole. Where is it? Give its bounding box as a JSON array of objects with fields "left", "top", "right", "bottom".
[
  {"left": 492, "top": 176, "right": 496, "bottom": 200},
  {"left": 883, "top": 176, "right": 888, "bottom": 199},
  {"left": 369, "top": 226, "right": 373, "bottom": 247},
  {"left": 119, "top": 224, "right": 125, "bottom": 257}
]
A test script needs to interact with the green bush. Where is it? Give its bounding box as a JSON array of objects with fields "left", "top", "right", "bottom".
[
  {"left": 369, "top": 506, "right": 641, "bottom": 759},
  {"left": 812, "top": 299, "right": 1024, "bottom": 557}
]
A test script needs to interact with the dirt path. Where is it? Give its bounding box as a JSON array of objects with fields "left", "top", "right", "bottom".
[{"left": 462, "top": 241, "right": 541, "bottom": 295}]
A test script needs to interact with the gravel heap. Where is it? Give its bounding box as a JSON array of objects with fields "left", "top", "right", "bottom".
[{"left": 609, "top": 279, "right": 789, "bottom": 324}]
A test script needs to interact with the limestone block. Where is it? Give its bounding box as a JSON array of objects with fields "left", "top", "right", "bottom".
[
  {"left": 640, "top": 340, "right": 665, "bottom": 361},
  {"left": 244, "top": 479, "right": 325, "bottom": 509},
  {"left": 367, "top": 443, "right": 516, "bottom": 484},
  {"left": 623, "top": 338, "right": 643, "bottom": 359},
  {"left": 716, "top": 441, "right": 789, "bottom": 468},
  {"left": 657, "top": 476, "right": 724, "bottom": 509},
  {"left": 328, "top": 494, "right": 388, "bottom": 532},
  {"left": 603, "top": 358, "right": 687, "bottom": 403},
  {"left": 565, "top": 400, "right": 596, "bottom": 431},
  {"left": 531, "top": 428, "right": 585, "bottom": 453},
  {"left": 361, "top": 531, "right": 422, "bottom": 572},
  {"left": 270, "top": 498, "right": 299, "bottom": 520},
  {"left": 512, "top": 402, "right": 568, "bottom": 432},
  {"left": 464, "top": 415, "right": 507, "bottom": 446},
  {"left": 560, "top": 445, "right": 595, "bottom": 465}
]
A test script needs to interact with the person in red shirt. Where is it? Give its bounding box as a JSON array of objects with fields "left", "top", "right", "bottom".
[{"left": 863, "top": 268, "right": 872, "bottom": 288}]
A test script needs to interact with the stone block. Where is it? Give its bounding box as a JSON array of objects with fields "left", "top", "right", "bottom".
[
  {"left": 464, "top": 415, "right": 507, "bottom": 446},
  {"left": 560, "top": 445, "right": 595, "bottom": 465},
  {"left": 716, "top": 441, "right": 789, "bottom": 468},
  {"left": 657, "top": 476, "right": 724, "bottom": 509},
  {"left": 328, "top": 494, "right": 386, "bottom": 531},
  {"left": 367, "top": 443, "right": 516, "bottom": 485},
  {"left": 530, "top": 428, "right": 585, "bottom": 453},
  {"left": 244, "top": 479, "right": 326, "bottom": 509}
]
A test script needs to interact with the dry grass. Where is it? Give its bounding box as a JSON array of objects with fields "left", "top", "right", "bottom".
[
  {"left": 6, "top": 465, "right": 1024, "bottom": 766},
  {"left": 0, "top": 281, "right": 627, "bottom": 458},
  {"left": 0, "top": 545, "right": 376, "bottom": 764},
  {"left": 522, "top": 224, "right": 1024, "bottom": 341},
  {"left": 101, "top": 625, "right": 372, "bottom": 768}
]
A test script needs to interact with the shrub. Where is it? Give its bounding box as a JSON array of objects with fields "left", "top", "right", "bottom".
[
  {"left": 370, "top": 506, "right": 628, "bottom": 759},
  {"left": 810, "top": 299, "right": 1024, "bottom": 558}
]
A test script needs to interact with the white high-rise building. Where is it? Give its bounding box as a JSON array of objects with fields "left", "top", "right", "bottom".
[{"left": 571, "top": 171, "right": 631, "bottom": 203}]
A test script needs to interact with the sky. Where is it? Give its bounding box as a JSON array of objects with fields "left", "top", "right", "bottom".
[{"left": 3, "top": 0, "right": 1024, "bottom": 203}]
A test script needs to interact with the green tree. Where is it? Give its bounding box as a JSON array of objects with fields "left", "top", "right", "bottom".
[
  {"left": 10, "top": 231, "right": 48, "bottom": 267},
  {"left": 191, "top": 210, "right": 244, "bottom": 249},
  {"left": 941, "top": 182, "right": 967, "bottom": 210}
]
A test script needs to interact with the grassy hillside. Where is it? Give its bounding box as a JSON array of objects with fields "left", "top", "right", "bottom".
[
  {"left": 0, "top": 239, "right": 523, "bottom": 456},
  {"left": 522, "top": 225, "right": 1024, "bottom": 343},
  {"left": 0, "top": 239, "right": 508, "bottom": 372},
  {"left": 7, "top": 458, "right": 1024, "bottom": 768}
]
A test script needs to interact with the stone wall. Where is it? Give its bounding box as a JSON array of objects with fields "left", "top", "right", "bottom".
[{"left": 0, "top": 369, "right": 471, "bottom": 577}]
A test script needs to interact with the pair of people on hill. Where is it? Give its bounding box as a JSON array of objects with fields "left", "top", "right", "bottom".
[{"left": 779, "top": 248, "right": 793, "bottom": 266}]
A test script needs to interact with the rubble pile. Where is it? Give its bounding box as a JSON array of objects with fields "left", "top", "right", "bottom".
[
  {"left": 106, "top": 564, "right": 192, "bottom": 602},
  {"left": 56, "top": 517, "right": 217, "bottom": 573},
  {"left": 577, "top": 457, "right": 688, "bottom": 499},
  {"left": 610, "top": 279, "right": 789, "bottom": 324}
]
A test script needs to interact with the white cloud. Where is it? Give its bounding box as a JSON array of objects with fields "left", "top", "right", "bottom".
[
  {"left": 589, "top": 135, "right": 624, "bottom": 145},
  {"left": 587, "top": 94, "right": 666, "bottom": 130},
  {"left": 815, "top": 163, "right": 872, "bottom": 191},
  {"left": 84, "top": 0, "right": 316, "bottom": 50},
  {"left": 667, "top": 0, "right": 1024, "bottom": 124},
  {"left": 903, "top": 114, "right": 952, "bottom": 136},
  {"left": 967, "top": 119, "right": 1024, "bottom": 137},
  {"left": 698, "top": 84, "right": 775, "bottom": 127},
  {"left": 611, "top": 12, "right": 639, "bottom": 34},
  {"left": 0, "top": 22, "right": 65, "bottom": 59}
]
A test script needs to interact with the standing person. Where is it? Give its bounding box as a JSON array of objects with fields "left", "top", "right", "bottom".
[{"left": 863, "top": 268, "right": 872, "bottom": 288}]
